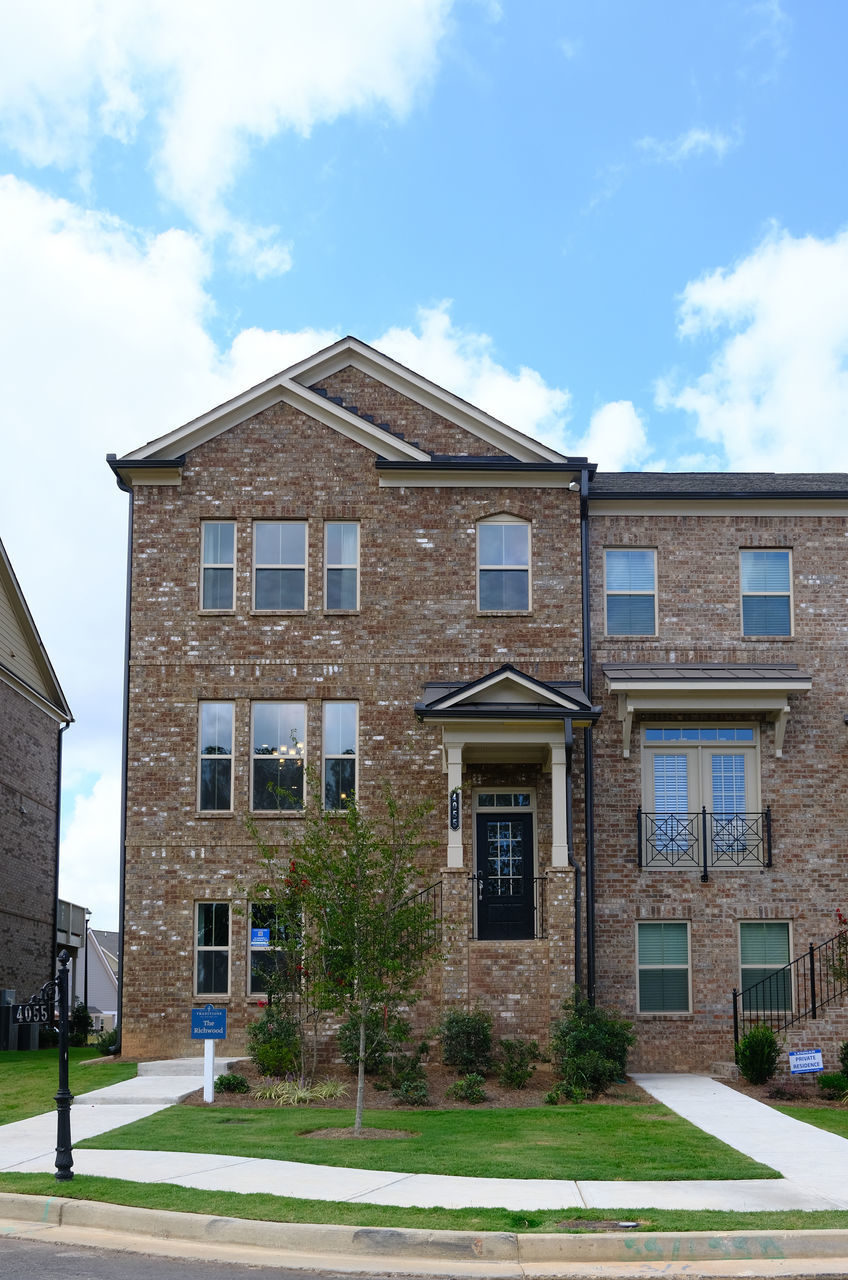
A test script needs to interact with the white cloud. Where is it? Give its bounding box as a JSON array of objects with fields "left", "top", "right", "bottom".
[
  {"left": 376, "top": 304, "right": 572, "bottom": 449},
  {"left": 59, "top": 771, "right": 122, "bottom": 928},
  {"left": 658, "top": 226, "right": 848, "bottom": 470},
  {"left": 0, "top": 0, "right": 453, "bottom": 272},
  {"left": 637, "top": 127, "right": 739, "bottom": 164},
  {"left": 574, "top": 401, "right": 655, "bottom": 471}
]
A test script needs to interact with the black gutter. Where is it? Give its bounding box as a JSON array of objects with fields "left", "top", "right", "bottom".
[
  {"left": 111, "top": 466, "right": 134, "bottom": 1054},
  {"left": 591, "top": 488, "right": 848, "bottom": 501},
  {"left": 107, "top": 454, "right": 186, "bottom": 474},
  {"left": 51, "top": 721, "right": 69, "bottom": 982},
  {"left": 580, "top": 465, "right": 597, "bottom": 1005},
  {"left": 563, "top": 717, "right": 581, "bottom": 988}
]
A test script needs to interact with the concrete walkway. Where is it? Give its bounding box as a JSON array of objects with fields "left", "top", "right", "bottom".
[{"left": 2, "top": 1061, "right": 848, "bottom": 1211}]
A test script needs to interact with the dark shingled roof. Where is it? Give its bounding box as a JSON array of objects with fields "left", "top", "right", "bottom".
[{"left": 591, "top": 472, "right": 848, "bottom": 497}]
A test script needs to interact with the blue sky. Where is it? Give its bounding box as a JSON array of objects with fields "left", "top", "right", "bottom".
[{"left": 1, "top": 0, "right": 846, "bottom": 927}]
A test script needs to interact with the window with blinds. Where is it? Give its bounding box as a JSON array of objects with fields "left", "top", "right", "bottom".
[
  {"left": 637, "top": 921, "right": 690, "bottom": 1013},
  {"left": 605, "top": 548, "right": 656, "bottom": 635},
  {"left": 740, "top": 549, "right": 792, "bottom": 636},
  {"left": 740, "top": 921, "right": 792, "bottom": 1011}
]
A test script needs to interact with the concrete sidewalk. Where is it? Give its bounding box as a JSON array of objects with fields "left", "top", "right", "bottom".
[{"left": 2, "top": 1062, "right": 848, "bottom": 1211}]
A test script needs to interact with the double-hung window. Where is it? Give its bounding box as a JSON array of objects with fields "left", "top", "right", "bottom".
[
  {"left": 254, "top": 521, "right": 306, "bottom": 611},
  {"left": 198, "top": 702, "right": 233, "bottom": 812},
  {"left": 325, "top": 522, "right": 359, "bottom": 610},
  {"left": 741, "top": 550, "right": 792, "bottom": 636},
  {"left": 323, "top": 701, "right": 357, "bottom": 809},
  {"left": 477, "top": 517, "right": 530, "bottom": 611},
  {"left": 201, "top": 521, "right": 235, "bottom": 610},
  {"left": 251, "top": 702, "right": 306, "bottom": 811},
  {"left": 249, "top": 902, "right": 290, "bottom": 995},
  {"left": 605, "top": 548, "right": 656, "bottom": 635},
  {"left": 195, "top": 902, "right": 229, "bottom": 995},
  {"left": 637, "top": 921, "right": 690, "bottom": 1013},
  {"left": 740, "top": 921, "right": 792, "bottom": 1012}
]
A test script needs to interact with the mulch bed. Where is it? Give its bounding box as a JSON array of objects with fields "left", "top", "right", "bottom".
[{"left": 181, "top": 1060, "right": 653, "bottom": 1111}]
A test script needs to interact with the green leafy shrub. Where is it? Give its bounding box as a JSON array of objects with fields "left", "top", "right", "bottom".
[
  {"left": 819, "top": 1071, "right": 848, "bottom": 1100},
  {"left": 439, "top": 1008, "right": 492, "bottom": 1075},
  {"left": 337, "top": 1008, "right": 411, "bottom": 1076},
  {"left": 549, "top": 991, "right": 634, "bottom": 1102},
  {"left": 68, "top": 1000, "right": 93, "bottom": 1047},
  {"left": 247, "top": 1003, "right": 300, "bottom": 1077},
  {"left": 735, "top": 1023, "right": 780, "bottom": 1085},
  {"left": 393, "top": 1077, "right": 429, "bottom": 1106},
  {"left": 95, "top": 1027, "right": 118, "bottom": 1055},
  {"left": 446, "top": 1072, "right": 487, "bottom": 1103},
  {"left": 496, "top": 1037, "right": 540, "bottom": 1089},
  {"left": 839, "top": 1041, "right": 848, "bottom": 1077},
  {"left": 215, "top": 1072, "right": 250, "bottom": 1094}
]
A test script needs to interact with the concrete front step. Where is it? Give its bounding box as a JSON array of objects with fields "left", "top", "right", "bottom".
[{"left": 136, "top": 1057, "right": 245, "bottom": 1077}]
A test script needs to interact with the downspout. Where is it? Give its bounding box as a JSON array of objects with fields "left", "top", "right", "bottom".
[
  {"left": 563, "top": 717, "right": 581, "bottom": 988},
  {"left": 579, "top": 465, "right": 596, "bottom": 1005},
  {"left": 52, "top": 721, "right": 69, "bottom": 979},
  {"left": 113, "top": 476, "right": 134, "bottom": 1054}
]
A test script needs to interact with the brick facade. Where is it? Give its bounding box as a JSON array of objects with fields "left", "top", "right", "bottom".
[{"left": 113, "top": 340, "right": 848, "bottom": 1074}]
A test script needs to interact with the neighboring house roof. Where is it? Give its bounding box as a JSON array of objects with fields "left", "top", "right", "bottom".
[
  {"left": 91, "top": 929, "right": 119, "bottom": 975},
  {"left": 0, "top": 536, "right": 72, "bottom": 723},
  {"left": 591, "top": 472, "right": 848, "bottom": 498},
  {"left": 108, "top": 336, "right": 586, "bottom": 483}
]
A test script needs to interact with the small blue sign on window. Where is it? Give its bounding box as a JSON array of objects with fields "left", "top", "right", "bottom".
[
  {"left": 191, "top": 1004, "right": 227, "bottom": 1040},
  {"left": 251, "top": 927, "right": 271, "bottom": 949}
]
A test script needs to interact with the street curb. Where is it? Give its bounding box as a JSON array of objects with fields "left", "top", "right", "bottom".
[{"left": 4, "top": 1193, "right": 848, "bottom": 1268}]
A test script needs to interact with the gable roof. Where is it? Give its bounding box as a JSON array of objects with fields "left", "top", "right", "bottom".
[
  {"left": 0, "top": 536, "right": 72, "bottom": 722},
  {"left": 416, "top": 664, "right": 599, "bottom": 722},
  {"left": 108, "top": 337, "right": 577, "bottom": 485}
]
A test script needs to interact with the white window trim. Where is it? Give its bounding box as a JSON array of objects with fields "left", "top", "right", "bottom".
[
  {"left": 739, "top": 919, "right": 794, "bottom": 1014},
  {"left": 604, "top": 547, "right": 657, "bottom": 637},
  {"left": 636, "top": 920, "right": 692, "bottom": 1016},
  {"left": 247, "top": 901, "right": 289, "bottom": 997},
  {"left": 740, "top": 548, "right": 794, "bottom": 638},
  {"left": 197, "top": 702, "right": 234, "bottom": 814},
  {"left": 252, "top": 520, "right": 308, "bottom": 612},
  {"left": 194, "top": 900, "right": 231, "bottom": 999},
  {"left": 250, "top": 701, "right": 307, "bottom": 813},
  {"left": 476, "top": 514, "right": 532, "bottom": 613},
  {"left": 322, "top": 700, "right": 358, "bottom": 811},
  {"left": 324, "top": 521, "right": 360, "bottom": 612},
  {"left": 200, "top": 520, "right": 236, "bottom": 612}
]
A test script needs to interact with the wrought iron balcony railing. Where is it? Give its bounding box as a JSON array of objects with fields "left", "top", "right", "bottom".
[{"left": 637, "top": 806, "right": 772, "bottom": 882}]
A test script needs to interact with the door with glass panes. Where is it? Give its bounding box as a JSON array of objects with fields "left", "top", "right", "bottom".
[
  {"left": 475, "top": 792, "right": 535, "bottom": 940},
  {"left": 641, "top": 727, "right": 758, "bottom": 868}
]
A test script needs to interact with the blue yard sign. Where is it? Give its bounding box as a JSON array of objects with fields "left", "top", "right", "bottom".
[
  {"left": 789, "top": 1049, "right": 823, "bottom": 1075},
  {"left": 191, "top": 1004, "right": 227, "bottom": 1040}
]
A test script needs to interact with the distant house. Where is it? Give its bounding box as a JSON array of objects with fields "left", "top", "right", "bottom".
[
  {"left": 74, "top": 927, "right": 119, "bottom": 1030},
  {"left": 0, "top": 536, "right": 72, "bottom": 1018}
]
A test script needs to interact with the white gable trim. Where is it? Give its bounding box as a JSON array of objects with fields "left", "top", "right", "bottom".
[
  {"left": 431, "top": 668, "right": 585, "bottom": 712},
  {"left": 119, "top": 337, "right": 569, "bottom": 466}
]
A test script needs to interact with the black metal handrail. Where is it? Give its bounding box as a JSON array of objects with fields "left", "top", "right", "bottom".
[
  {"left": 733, "top": 930, "right": 848, "bottom": 1043},
  {"left": 468, "top": 873, "right": 547, "bottom": 939},
  {"left": 638, "top": 806, "right": 772, "bottom": 882},
  {"left": 399, "top": 880, "right": 442, "bottom": 959}
]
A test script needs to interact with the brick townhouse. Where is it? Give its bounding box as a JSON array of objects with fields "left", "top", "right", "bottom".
[
  {"left": 108, "top": 338, "right": 848, "bottom": 1070},
  {"left": 0, "top": 535, "right": 72, "bottom": 1026}
]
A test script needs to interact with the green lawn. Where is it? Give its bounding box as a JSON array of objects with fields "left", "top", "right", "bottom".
[
  {"left": 1, "top": 1171, "right": 846, "bottom": 1235},
  {"left": 0, "top": 1049, "right": 136, "bottom": 1124},
  {"left": 79, "top": 1102, "right": 778, "bottom": 1182},
  {"left": 777, "top": 1105, "right": 848, "bottom": 1138}
]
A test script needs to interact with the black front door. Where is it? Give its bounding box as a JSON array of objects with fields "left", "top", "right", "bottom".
[{"left": 475, "top": 812, "right": 534, "bottom": 940}]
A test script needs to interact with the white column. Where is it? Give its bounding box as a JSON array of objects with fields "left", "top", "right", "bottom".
[
  {"left": 447, "top": 744, "right": 464, "bottom": 868},
  {"left": 550, "top": 744, "right": 569, "bottom": 866}
]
